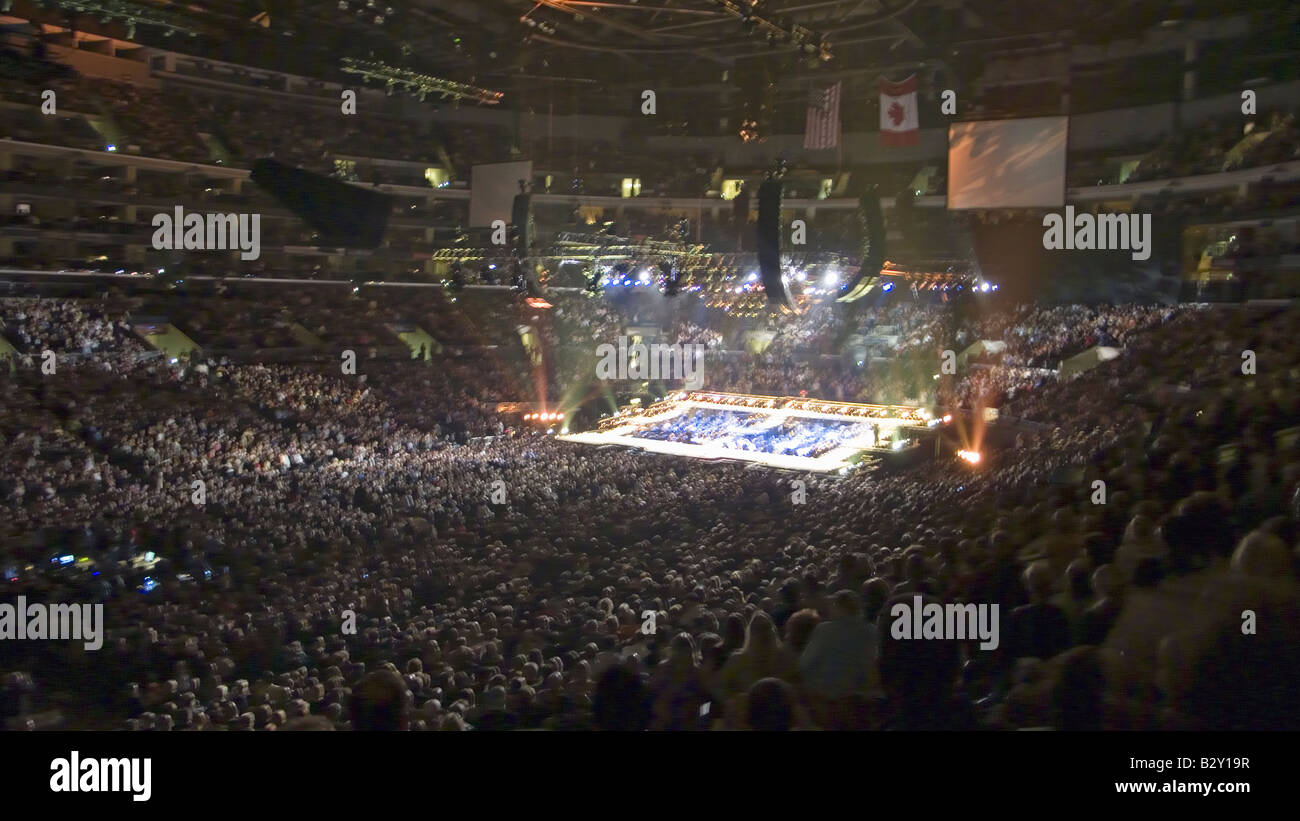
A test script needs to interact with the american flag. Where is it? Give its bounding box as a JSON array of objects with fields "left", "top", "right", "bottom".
[{"left": 803, "top": 81, "right": 841, "bottom": 150}]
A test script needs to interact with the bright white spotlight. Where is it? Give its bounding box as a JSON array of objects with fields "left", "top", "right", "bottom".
[
  {"left": 823, "top": 267, "right": 840, "bottom": 286},
  {"left": 957, "top": 449, "right": 981, "bottom": 464}
]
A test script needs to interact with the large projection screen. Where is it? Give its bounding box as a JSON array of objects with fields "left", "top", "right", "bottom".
[
  {"left": 947, "top": 117, "right": 1067, "bottom": 210},
  {"left": 469, "top": 160, "right": 534, "bottom": 228}
]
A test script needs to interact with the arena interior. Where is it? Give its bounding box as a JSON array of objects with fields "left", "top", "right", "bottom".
[{"left": 1, "top": 0, "right": 1299, "bottom": 757}]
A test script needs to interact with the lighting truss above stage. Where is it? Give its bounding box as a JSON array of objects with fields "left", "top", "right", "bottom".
[
  {"left": 558, "top": 391, "right": 932, "bottom": 473},
  {"left": 340, "top": 58, "right": 503, "bottom": 105}
]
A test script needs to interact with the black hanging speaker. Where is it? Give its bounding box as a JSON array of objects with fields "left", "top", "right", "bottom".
[
  {"left": 757, "top": 178, "right": 794, "bottom": 312},
  {"left": 511, "top": 193, "right": 534, "bottom": 256},
  {"left": 837, "top": 184, "right": 885, "bottom": 303},
  {"left": 732, "top": 188, "right": 750, "bottom": 222},
  {"left": 249, "top": 159, "right": 392, "bottom": 248}
]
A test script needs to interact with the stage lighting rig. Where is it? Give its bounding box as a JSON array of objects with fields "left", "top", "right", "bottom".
[
  {"left": 659, "top": 260, "right": 683, "bottom": 297},
  {"left": 52, "top": 1, "right": 198, "bottom": 38},
  {"left": 708, "top": 0, "right": 832, "bottom": 62},
  {"left": 340, "top": 58, "right": 504, "bottom": 105},
  {"left": 521, "top": 16, "right": 557, "bottom": 36},
  {"left": 335, "top": 0, "right": 394, "bottom": 23}
]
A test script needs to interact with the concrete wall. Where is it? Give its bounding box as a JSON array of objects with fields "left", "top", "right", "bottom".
[{"left": 49, "top": 44, "right": 154, "bottom": 86}]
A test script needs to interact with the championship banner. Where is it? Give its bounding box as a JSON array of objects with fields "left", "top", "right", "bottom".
[{"left": 880, "top": 74, "right": 920, "bottom": 147}]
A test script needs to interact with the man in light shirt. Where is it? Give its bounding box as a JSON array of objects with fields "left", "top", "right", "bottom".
[{"left": 799, "top": 590, "right": 879, "bottom": 699}]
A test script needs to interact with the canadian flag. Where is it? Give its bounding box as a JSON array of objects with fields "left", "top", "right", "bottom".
[{"left": 880, "top": 75, "right": 919, "bottom": 147}]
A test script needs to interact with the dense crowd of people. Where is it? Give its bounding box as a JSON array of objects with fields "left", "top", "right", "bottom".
[
  {"left": 1, "top": 297, "right": 147, "bottom": 356},
  {"left": 2, "top": 283, "right": 1297, "bottom": 733},
  {"left": 6, "top": 0, "right": 1300, "bottom": 745},
  {"left": 686, "top": 300, "right": 1183, "bottom": 408},
  {"left": 0, "top": 37, "right": 1296, "bottom": 731}
]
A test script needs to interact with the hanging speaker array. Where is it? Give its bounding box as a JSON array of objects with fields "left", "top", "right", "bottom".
[
  {"left": 756, "top": 178, "right": 795, "bottom": 312},
  {"left": 249, "top": 159, "right": 392, "bottom": 248},
  {"left": 836, "top": 185, "right": 886, "bottom": 303},
  {"left": 511, "top": 193, "right": 534, "bottom": 257}
]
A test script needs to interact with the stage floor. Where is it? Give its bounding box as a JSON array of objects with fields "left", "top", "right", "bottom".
[{"left": 558, "top": 391, "right": 933, "bottom": 473}]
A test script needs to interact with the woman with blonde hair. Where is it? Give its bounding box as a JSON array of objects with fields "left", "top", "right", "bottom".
[
  {"left": 650, "top": 632, "right": 709, "bottom": 730},
  {"left": 718, "top": 612, "right": 801, "bottom": 702}
]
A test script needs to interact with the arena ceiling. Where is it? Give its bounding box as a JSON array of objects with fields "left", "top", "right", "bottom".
[
  {"left": 205, "top": 0, "right": 1269, "bottom": 81},
  {"left": 12, "top": 1, "right": 1295, "bottom": 106}
]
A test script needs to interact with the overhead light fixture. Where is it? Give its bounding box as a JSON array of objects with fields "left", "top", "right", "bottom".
[
  {"left": 342, "top": 57, "right": 504, "bottom": 105},
  {"left": 56, "top": 1, "right": 197, "bottom": 37}
]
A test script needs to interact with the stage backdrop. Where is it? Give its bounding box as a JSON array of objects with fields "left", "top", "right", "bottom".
[
  {"left": 947, "top": 117, "right": 1067, "bottom": 210},
  {"left": 469, "top": 161, "right": 534, "bottom": 228}
]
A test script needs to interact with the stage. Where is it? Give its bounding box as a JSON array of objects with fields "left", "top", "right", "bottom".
[{"left": 558, "top": 391, "right": 934, "bottom": 473}]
